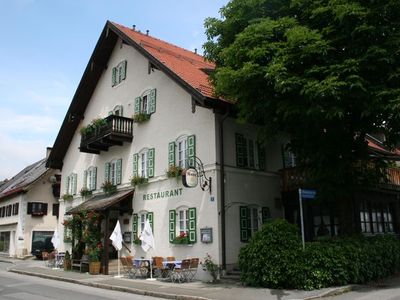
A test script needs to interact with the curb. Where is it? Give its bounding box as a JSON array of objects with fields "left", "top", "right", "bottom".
[
  {"left": 304, "top": 285, "right": 358, "bottom": 300},
  {"left": 8, "top": 269, "right": 210, "bottom": 300}
]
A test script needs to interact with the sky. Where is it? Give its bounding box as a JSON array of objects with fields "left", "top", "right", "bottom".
[{"left": 0, "top": 0, "right": 228, "bottom": 180}]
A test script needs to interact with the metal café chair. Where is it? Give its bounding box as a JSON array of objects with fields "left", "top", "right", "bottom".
[
  {"left": 170, "top": 259, "right": 191, "bottom": 283},
  {"left": 188, "top": 258, "right": 199, "bottom": 281}
]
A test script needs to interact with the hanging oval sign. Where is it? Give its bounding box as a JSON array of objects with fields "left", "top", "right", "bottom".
[{"left": 182, "top": 168, "right": 198, "bottom": 188}]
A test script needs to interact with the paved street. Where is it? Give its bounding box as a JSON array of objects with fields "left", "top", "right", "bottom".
[{"left": 0, "top": 261, "right": 162, "bottom": 300}]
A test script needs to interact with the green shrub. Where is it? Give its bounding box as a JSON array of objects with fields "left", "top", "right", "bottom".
[{"left": 239, "top": 219, "right": 400, "bottom": 290}]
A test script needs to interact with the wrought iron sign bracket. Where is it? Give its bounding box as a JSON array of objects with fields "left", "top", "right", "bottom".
[{"left": 189, "top": 156, "right": 212, "bottom": 193}]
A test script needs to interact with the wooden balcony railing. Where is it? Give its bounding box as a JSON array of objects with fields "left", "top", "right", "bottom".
[
  {"left": 80, "top": 115, "right": 133, "bottom": 154},
  {"left": 281, "top": 166, "right": 400, "bottom": 192}
]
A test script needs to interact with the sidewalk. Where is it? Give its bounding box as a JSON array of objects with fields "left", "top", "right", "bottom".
[{"left": 3, "top": 257, "right": 354, "bottom": 300}]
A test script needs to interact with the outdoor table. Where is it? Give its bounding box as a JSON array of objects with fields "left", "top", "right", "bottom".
[
  {"left": 161, "top": 260, "right": 182, "bottom": 281},
  {"left": 55, "top": 252, "right": 65, "bottom": 268}
]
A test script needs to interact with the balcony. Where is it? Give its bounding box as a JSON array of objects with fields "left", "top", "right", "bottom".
[
  {"left": 281, "top": 166, "right": 400, "bottom": 192},
  {"left": 80, "top": 115, "right": 133, "bottom": 154}
]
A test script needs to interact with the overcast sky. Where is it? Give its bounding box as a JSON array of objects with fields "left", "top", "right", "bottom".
[{"left": 0, "top": 0, "right": 228, "bottom": 180}]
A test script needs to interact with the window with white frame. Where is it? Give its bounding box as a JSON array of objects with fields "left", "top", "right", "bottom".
[
  {"left": 169, "top": 207, "right": 197, "bottom": 244},
  {"left": 105, "top": 159, "right": 122, "bottom": 185},
  {"left": 235, "top": 133, "right": 266, "bottom": 170},
  {"left": 360, "top": 200, "right": 395, "bottom": 234},
  {"left": 133, "top": 148, "right": 155, "bottom": 179},
  {"left": 134, "top": 89, "right": 157, "bottom": 117},
  {"left": 109, "top": 105, "right": 123, "bottom": 116},
  {"left": 240, "top": 206, "right": 270, "bottom": 242},
  {"left": 83, "top": 166, "right": 97, "bottom": 191},
  {"left": 65, "top": 173, "right": 77, "bottom": 195},
  {"left": 168, "top": 135, "right": 196, "bottom": 169},
  {"left": 132, "top": 211, "right": 153, "bottom": 242},
  {"left": 282, "top": 143, "right": 297, "bottom": 168},
  {"left": 112, "top": 60, "right": 127, "bottom": 87}
]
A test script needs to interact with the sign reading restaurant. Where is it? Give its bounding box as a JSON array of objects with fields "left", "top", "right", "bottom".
[{"left": 142, "top": 188, "right": 183, "bottom": 201}]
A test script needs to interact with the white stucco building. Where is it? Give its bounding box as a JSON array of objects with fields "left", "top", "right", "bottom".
[
  {"left": 0, "top": 149, "right": 61, "bottom": 258},
  {"left": 46, "top": 21, "right": 285, "bottom": 277}
]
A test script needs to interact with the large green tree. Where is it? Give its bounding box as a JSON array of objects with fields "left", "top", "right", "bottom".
[{"left": 204, "top": 0, "right": 400, "bottom": 202}]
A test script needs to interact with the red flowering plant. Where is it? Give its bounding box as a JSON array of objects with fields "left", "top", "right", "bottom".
[
  {"left": 172, "top": 231, "right": 192, "bottom": 244},
  {"left": 81, "top": 211, "right": 103, "bottom": 262}
]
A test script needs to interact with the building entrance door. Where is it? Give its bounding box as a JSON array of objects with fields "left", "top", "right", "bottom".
[{"left": 0, "top": 231, "right": 10, "bottom": 253}]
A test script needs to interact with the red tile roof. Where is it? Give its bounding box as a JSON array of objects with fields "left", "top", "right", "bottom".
[{"left": 113, "top": 22, "right": 218, "bottom": 99}]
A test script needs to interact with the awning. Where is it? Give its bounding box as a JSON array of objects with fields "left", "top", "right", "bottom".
[{"left": 66, "top": 189, "right": 134, "bottom": 214}]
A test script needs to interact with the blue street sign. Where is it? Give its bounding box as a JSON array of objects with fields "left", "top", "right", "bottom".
[{"left": 301, "top": 189, "right": 316, "bottom": 199}]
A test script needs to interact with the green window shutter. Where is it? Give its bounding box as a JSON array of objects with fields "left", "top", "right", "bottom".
[
  {"left": 134, "top": 97, "right": 141, "bottom": 114},
  {"left": 83, "top": 170, "right": 87, "bottom": 189},
  {"left": 132, "top": 213, "right": 138, "bottom": 239},
  {"left": 147, "top": 212, "right": 154, "bottom": 233},
  {"left": 132, "top": 153, "right": 138, "bottom": 177},
  {"left": 240, "top": 206, "right": 249, "bottom": 242},
  {"left": 72, "top": 173, "right": 77, "bottom": 195},
  {"left": 112, "top": 67, "right": 117, "bottom": 86},
  {"left": 121, "top": 60, "right": 127, "bottom": 80},
  {"left": 92, "top": 167, "right": 97, "bottom": 190},
  {"left": 188, "top": 207, "right": 197, "bottom": 243},
  {"left": 169, "top": 210, "right": 176, "bottom": 242},
  {"left": 187, "top": 135, "right": 196, "bottom": 167},
  {"left": 236, "top": 133, "right": 245, "bottom": 168},
  {"left": 168, "top": 142, "right": 176, "bottom": 166},
  {"left": 248, "top": 139, "right": 255, "bottom": 168},
  {"left": 258, "top": 143, "right": 266, "bottom": 171},
  {"left": 105, "top": 162, "right": 111, "bottom": 182},
  {"left": 148, "top": 88, "right": 156, "bottom": 114},
  {"left": 147, "top": 148, "right": 155, "bottom": 178},
  {"left": 116, "top": 158, "right": 122, "bottom": 185},
  {"left": 261, "top": 207, "right": 271, "bottom": 224}
]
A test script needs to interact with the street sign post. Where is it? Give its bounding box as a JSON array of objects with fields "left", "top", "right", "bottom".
[{"left": 298, "top": 188, "right": 316, "bottom": 250}]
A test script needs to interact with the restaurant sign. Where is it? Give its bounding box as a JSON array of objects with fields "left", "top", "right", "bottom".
[
  {"left": 142, "top": 188, "right": 183, "bottom": 201},
  {"left": 182, "top": 168, "right": 198, "bottom": 188}
]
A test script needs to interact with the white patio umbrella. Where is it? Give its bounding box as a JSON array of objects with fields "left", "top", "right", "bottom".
[
  {"left": 109, "top": 220, "right": 123, "bottom": 277},
  {"left": 140, "top": 219, "right": 155, "bottom": 280}
]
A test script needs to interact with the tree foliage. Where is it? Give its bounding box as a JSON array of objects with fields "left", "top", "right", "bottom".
[{"left": 204, "top": 0, "right": 400, "bottom": 198}]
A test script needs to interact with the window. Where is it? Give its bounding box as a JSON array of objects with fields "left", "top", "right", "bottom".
[
  {"left": 132, "top": 212, "right": 153, "bottom": 241},
  {"left": 27, "top": 202, "right": 48, "bottom": 216},
  {"left": 133, "top": 149, "right": 155, "bottom": 179},
  {"left": 0, "top": 207, "right": 4, "bottom": 218},
  {"left": 52, "top": 204, "right": 59, "bottom": 218},
  {"left": 240, "top": 206, "right": 270, "bottom": 242},
  {"left": 112, "top": 60, "right": 127, "bottom": 86},
  {"left": 105, "top": 159, "right": 122, "bottom": 185},
  {"left": 360, "top": 200, "right": 395, "bottom": 234},
  {"left": 235, "top": 133, "right": 266, "bottom": 170},
  {"left": 65, "top": 173, "right": 77, "bottom": 195},
  {"left": 312, "top": 206, "right": 339, "bottom": 238},
  {"left": 134, "top": 89, "right": 157, "bottom": 117},
  {"left": 109, "top": 105, "right": 124, "bottom": 117},
  {"left": 169, "top": 207, "right": 197, "bottom": 244},
  {"left": 282, "top": 144, "right": 296, "bottom": 168},
  {"left": 83, "top": 166, "right": 97, "bottom": 191},
  {"left": 6, "top": 205, "right": 12, "bottom": 217},
  {"left": 12, "top": 203, "right": 19, "bottom": 215},
  {"left": 168, "top": 135, "right": 196, "bottom": 169}
]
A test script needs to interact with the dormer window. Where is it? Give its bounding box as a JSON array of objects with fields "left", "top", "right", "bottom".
[{"left": 112, "top": 60, "right": 127, "bottom": 87}]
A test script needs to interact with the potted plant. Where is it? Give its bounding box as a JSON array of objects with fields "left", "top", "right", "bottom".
[
  {"left": 171, "top": 232, "right": 193, "bottom": 245},
  {"left": 133, "top": 113, "right": 150, "bottom": 123},
  {"left": 80, "top": 187, "right": 92, "bottom": 197},
  {"left": 63, "top": 251, "right": 71, "bottom": 271},
  {"left": 131, "top": 175, "right": 148, "bottom": 186},
  {"left": 88, "top": 247, "right": 101, "bottom": 275},
  {"left": 62, "top": 193, "right": 73, "bottom": 201},
  {"left": 201, "top": 253, "right": 220, "bottom": 283},
  {"left": 166, "top": 165, "right": 183, "bottom": 178},
  {"left": 101, "top": 181, "right": 117, "bottom": 195},
  {"left": 91, "top": 118, "right": 107, "bottom": 130}
]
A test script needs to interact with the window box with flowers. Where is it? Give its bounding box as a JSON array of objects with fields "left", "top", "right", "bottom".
[
  {"left": 101, "top": 181, "right": 117, "bottom": 195},
  {"left": 166, "top": 165, "right": 183, "bottom": 179},
  {"left": 171, "top": 232, "right": 194, "bottom": 245},
  {"left": 132, "top": 112, "right": 150, "bottom": 123},
  {"left": 131, "top": 176, "right": 148, "bottom": 187},
  {"left": 133, "top": 235, "right": 142, "bottom": 245},
  {"left": 80, "top": 187, "right": 92, "bottom": 197},
  {"left": 62, "top": 193, "right": 73, "bottom": 201}
]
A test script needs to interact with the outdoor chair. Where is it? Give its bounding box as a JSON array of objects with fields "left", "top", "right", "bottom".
[
  {"left": 72, "top": 254, "right": 89, "bottom": 272},
  {"left": 188, "top": 258, "right": 199, "bottom": 281},
  {"left": 120, "top": 256, "right": 134, "bottom": 278},
  {"left": 166, "top": 256, "right": 175, "bottom": 261},
  {"left": 46, "top": 251, "right": 56, "bottom": 268},
  {"left": 170, "top": 259, "right": 190, "bottom": 283},
  {"left": 152, "top": 256, "right": 170, "bottom": 279},
  {"left": 127, "top": 256, "right": 148, "bottom": 278}
]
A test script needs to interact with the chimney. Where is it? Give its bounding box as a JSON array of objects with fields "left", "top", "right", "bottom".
[
  {"left": 132, "top": 25, "right": 136, "bottom": 31},
  {"left": 46, "top": 147, "right": 52, "bottom": 159},
  {"left": 146, "top": 30, "right": 149, "bottom": 36},
  {"left": 194, "top": 48, "right": 197, "bottom": 54}
]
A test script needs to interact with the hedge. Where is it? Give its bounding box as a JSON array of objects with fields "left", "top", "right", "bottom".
[{"left": 238, "top": 219, "right": 400, "bottom": 290}]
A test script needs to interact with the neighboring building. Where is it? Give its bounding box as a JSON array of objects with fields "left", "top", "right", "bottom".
[
  {"left": 46, "top": 21, "right": 285, "bottom": 276},
  {"left": 0, "top": 149, "right": 61, "bottom": 257}
]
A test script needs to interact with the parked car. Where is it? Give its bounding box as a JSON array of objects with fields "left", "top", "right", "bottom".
[{"left": 31, "top": 231, "right": 54, "bottom": 259}]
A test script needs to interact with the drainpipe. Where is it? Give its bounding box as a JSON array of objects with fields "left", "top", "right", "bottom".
[{"left": 218, "top": 109, "right": 229, "bottom": 271}]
